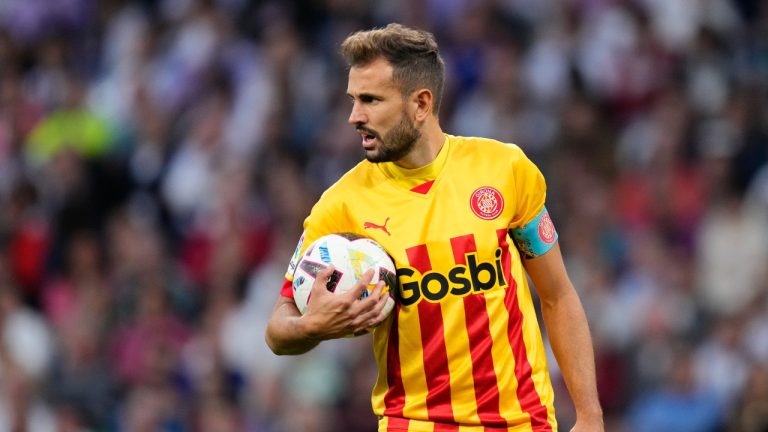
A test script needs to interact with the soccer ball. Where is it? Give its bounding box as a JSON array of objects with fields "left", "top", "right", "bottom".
[{"left": 292, "top": 233, "right": 397, "bottom": 324}]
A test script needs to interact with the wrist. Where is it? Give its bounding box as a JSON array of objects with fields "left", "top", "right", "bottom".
[
  {"left": 296, "top": 315, "right": 322, "bottom": 341},
  {"left": 575, "top": 407, "right": 603, "bottom": 423}
]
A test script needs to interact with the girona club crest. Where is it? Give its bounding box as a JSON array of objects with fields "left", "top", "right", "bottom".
[
  {"left": 538, "top": 210, "right": 556, "bottom": 244},
  {"left": 470, "top": 186, "right": 504, "bottom": 220}
]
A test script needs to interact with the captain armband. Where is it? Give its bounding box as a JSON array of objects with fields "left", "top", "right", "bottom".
[{"left": 510, "top": 206, "right": 558, "bottom": 259}]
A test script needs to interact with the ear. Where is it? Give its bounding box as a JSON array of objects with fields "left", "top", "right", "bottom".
[{"left": 412, "top": 89, "right": 434, "bottom": 122}]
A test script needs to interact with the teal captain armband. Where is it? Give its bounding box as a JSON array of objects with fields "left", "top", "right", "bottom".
[{"left": 510, "top": 206, "right": 558, "bottom": 259}]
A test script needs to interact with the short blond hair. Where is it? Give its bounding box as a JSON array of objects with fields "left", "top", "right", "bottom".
[{"left": 341, "top": 23, "right": 445, "bottom": 114}]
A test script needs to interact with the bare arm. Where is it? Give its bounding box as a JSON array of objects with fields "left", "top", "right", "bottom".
[
  {"left": 523, "top": 242, "right": 603, "bottom": 432},
  {"left": 265, "top": 266, "right": 390, "bottom": 355},
  {"left": 265, "top": 295, "right": 322, "bottom": 355}
]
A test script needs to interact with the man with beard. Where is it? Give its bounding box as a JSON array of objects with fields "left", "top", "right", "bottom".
[{"left": 265, "top": 23, "right": 603, "bottom": 432}]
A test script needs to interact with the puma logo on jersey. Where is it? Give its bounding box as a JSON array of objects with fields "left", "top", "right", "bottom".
[{"left": 364, "top": 217, "right": 391, "bottom": 236}]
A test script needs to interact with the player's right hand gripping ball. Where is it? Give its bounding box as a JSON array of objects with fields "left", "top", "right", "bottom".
[{"left": 292, "top": 233, "right": 397, "bottom": 330}]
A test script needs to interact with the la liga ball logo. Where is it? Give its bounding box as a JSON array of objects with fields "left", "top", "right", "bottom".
[{"left": 470, "top": 186, "right": 504, "bottom": 220}]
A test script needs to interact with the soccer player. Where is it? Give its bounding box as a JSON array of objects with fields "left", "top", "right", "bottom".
[{"left": 265, "top": 23, "right": 603, "bottom": 432}]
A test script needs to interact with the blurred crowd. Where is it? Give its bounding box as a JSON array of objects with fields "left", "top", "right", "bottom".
[{"left": 0, "top": 0, "right": 766, "bottom": 431}]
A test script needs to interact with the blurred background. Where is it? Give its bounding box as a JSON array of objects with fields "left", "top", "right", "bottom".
[{"left": 0, "top": 0, "right": 766, "bottom": 430}]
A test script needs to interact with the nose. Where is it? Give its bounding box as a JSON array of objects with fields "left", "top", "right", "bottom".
[{"left": 348, "top": 101, "right": 366, "bottom": 125}]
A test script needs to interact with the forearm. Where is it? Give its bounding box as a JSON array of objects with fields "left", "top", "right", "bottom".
[
  {"left": 541, "top": 289, "right": 602, "bottom": 421},
  {"left": 265, "top": 300, "right": 321, "bottom": 355}
]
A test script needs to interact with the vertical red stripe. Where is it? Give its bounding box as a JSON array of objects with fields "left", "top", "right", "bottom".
[
  {"left": 407, "top": 244, "right": 455, "bottom": 423},
  {"left": 383, "top": 304, "right": 406, "bottom": 417},
  {"left": 449, "top": 235, "right": 476, "bottom": 265},
  {"left": 406, "top": 244, "right": 432, "bottom": 273},
  {"left": 464, "top": 294, "right": 506, "bottom": 426},
  {"left": 499, "top": 230, "right": 552, "bottom": 431},
  {"left": 452, "top": 235, "right": 506, "bottom": 427}
]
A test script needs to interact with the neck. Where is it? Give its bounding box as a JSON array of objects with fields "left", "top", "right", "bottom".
[{"left": 394, "top": 120, "right": 444, "bottom": 169}]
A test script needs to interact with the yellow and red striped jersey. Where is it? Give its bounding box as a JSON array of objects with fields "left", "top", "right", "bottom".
[{"left": 283, "top": 135, "right": 558, "bottom": 431}]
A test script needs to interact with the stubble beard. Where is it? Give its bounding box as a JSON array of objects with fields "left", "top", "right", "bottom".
[{"left": 364, "top": 113, "right": 421, "bottom": 163}]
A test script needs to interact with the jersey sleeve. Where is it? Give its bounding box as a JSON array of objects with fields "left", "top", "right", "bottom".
[
  {"left": 508, "top": 146, "right": 547, "bottom": 228},
  {"left": 507, "top": 146, "right": 558, "bottom": 258},
  {"left": 281, "top": 192, "right": 349, "bottom": 297}
]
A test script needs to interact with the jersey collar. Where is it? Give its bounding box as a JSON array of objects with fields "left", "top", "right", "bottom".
[{"left": 379, "top": 134, "right": 450, "bottom": 190}]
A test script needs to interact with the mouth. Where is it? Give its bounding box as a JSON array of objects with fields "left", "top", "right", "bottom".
[{"left": 357, "top": 128, "right": 378, "bottom": 150}]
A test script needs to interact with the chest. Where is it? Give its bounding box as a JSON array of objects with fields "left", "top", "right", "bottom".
[{"left": 347, "top": 176, "right": 516, "bottom": 276}]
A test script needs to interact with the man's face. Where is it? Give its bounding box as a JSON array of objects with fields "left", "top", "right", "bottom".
[{"left": 347, "top": 57, "right": 421, "bottom": 163}]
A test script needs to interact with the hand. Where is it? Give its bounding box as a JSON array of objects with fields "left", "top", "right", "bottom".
[{"left": 300, "top": 266, "right": 390, "bottom": 339}]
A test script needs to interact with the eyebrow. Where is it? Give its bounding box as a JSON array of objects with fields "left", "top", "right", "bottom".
[{"left": 347, "top": 92, "right": 382, "bottom": 100}]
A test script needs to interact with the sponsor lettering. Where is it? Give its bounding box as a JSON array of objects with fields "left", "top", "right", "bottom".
[{"left": 396, "top": 248, "right": 507, "bottom": 306}]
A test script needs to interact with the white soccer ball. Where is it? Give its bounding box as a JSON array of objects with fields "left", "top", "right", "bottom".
[{"left": 292, "top": 233, "right": 397, "bottom": 324}]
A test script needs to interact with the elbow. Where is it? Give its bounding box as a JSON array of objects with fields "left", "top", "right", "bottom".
[
  {"left": 264, "top": 326, "right": 305, "bottom": 356},
  {"left": 265, "top": 339, "right": 308, "bottom": 356},
  {"left": 265, "top": 337, "right": 290, "bottom": 356},
  {"left": 264, "top": 328, "right": 287, "bottom": 356},
  {"left": 264, "top": 310, "right": 317, "bottom": 355}
]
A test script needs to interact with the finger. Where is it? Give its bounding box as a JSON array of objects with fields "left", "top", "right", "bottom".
[
  {"left": 355, "top": 282, "right": 390, "bottom": 330},
  {"left": 371, "top": 283, "right": 391, "bottom": 321},
  {"left": 311, "top": 265, "right": 336, "bottom": 295},
  {"left": 354, "top": 306, "right": 390, "bottom": 333},
  {"left": 369, "top": 280, "right": 387, "bottom": 303},
  {"left": 352, "top": 280, "right": 385, "bottom": 311},
  {"left": 358, "top": 279, "right": 384, "bottom": 305},
  {"left": 343, "top": 268, "right": 374, "bottom": 300}
]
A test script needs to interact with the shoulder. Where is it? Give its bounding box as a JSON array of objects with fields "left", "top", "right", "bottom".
[
  {"left": 311, "top": 160, "right": 379, "bottom": 213},
  {"left": 322, "top": 160, "right": 379, "bottom": 198},
  {"left": 448, "top": 135, "right": 530, "bottom": 165}
]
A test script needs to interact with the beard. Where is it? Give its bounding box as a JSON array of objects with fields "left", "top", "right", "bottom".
[{"left": 362, "top": 113, "right": 421, "bottom": 163}]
